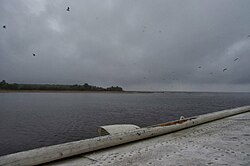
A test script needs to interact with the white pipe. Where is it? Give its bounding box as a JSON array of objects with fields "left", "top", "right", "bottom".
[{"left": 0, "top": 105, "right": 249, "bottom": 166}]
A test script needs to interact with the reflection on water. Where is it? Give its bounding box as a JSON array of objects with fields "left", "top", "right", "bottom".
[{"left": 1, "top": 92, "right": 250, "bottom": 156}]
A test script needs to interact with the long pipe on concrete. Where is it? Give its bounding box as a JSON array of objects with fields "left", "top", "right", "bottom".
[{"left": 0, "top": 106, "right": 249, "bottom": 166}]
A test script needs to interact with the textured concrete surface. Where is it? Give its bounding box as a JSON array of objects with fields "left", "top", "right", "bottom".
[{"left": 47, "top": 112, "right": 250, "bottom": 166}]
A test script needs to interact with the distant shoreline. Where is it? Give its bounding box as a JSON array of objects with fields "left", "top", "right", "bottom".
[
  {"left": 0, "top": 90, "right": 122, "bottom": 93},
  {"left": 0, "top": 81, "right": 124, "bottom": 92},
  {"left": 0, "top": 90, "right": 248, "bottom": 94},
  {"left": 0, "top": 89, "right": 161, "bottom": 94}
]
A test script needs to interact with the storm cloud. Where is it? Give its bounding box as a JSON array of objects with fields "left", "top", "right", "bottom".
[{"left": 1, "top": 0, "right": 250, "bottom": 92}]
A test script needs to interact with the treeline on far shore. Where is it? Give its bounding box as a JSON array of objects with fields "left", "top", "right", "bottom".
[{"left": 0, "top": 80, "right": 123, "bottom": 92}]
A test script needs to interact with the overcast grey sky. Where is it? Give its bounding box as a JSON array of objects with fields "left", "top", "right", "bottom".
[{"left": 0, "top": 0, "right": 250, "bottom": 92}]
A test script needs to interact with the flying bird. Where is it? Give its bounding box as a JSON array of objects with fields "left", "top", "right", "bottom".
[
  {"left": 66, "top": 7, "right": 70, "bottom": 11},
  {"left": 223, "top": 68, "right": 227, "bottom": 72},
  {"left": 234, "top": 58, "right": 239, "bottom": 61},
  {"left": 198, "top": 66, "right": 202, "bottom": 69},
  {"left": 3, "top": 25, "right": 6, "bottom": 29},
  {"left": 33, "top": 53, "right": 36, "bottom": 56},
  {"left": 248, "top": 34, "right": 250, "bottom": 38}
]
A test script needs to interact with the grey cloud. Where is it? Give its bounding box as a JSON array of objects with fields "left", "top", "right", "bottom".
[{"left": 0, "top": 0, "right": 250, "bottom": 92}]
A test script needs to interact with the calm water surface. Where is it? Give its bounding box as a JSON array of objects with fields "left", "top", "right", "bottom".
[{"left": 0, "top": 92, "right": 250, "bottom": 156}]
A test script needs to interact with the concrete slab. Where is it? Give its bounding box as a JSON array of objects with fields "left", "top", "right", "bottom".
[{"left": 47, "top": 112, "right": 250, "bottom": 166}]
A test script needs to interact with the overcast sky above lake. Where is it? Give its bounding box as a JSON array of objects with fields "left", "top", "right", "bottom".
[{"left": 0, "top": 0, "right": 250, "bottom": 92}]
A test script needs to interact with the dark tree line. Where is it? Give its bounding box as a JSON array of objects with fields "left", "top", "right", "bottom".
[{"left": 0, "top": 80, "right": 123, "bottom": 91}]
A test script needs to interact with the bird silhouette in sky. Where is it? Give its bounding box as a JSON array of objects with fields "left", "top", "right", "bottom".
[
  {"left": 234, "top": 58, "right": 239, "bottom": 61},
  {"left": 3, "top": 25, "right": 6, "bottom": 29},
  {"left": 198, "top": 66, "right": 201, "bottom": 69},
  {"left": 66, "top": 7, "right": 70, "bottom": 11},
  {"left": 248, "top": 34, "right": 250, "bottom": 38},
  {"left": 223, "top": 68, "right": 227, "bottom": 72},
  {"left": 33, "top": 53, "right": 36, "bottom": 57}
]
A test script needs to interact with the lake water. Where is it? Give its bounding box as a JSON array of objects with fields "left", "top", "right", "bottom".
[{"left": 0, "top": 92, "right": 250, "bottom": 156}]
